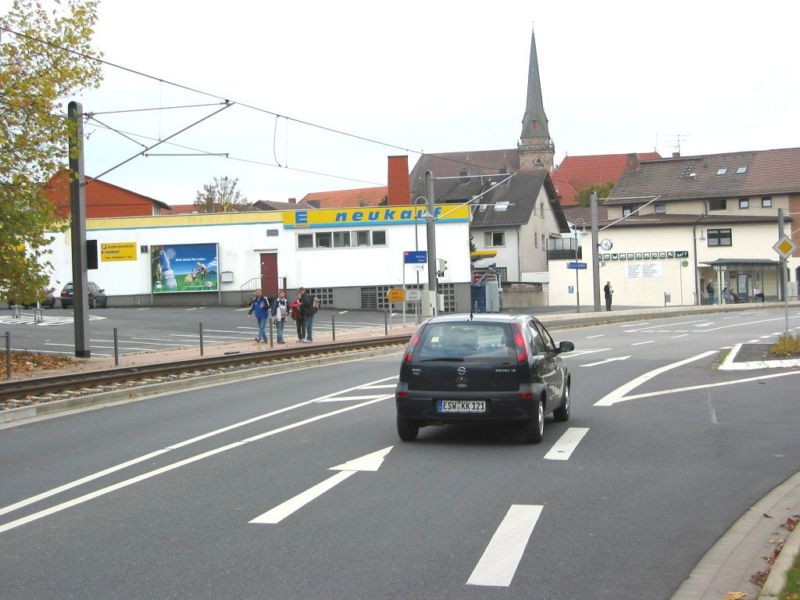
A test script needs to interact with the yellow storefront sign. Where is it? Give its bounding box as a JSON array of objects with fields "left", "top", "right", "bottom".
[
  {"left": 100, "top": 242, "right": 137, "bottom": 262},
  {"left": 282, "top": 205, "right": 471, "bottom": 228}
]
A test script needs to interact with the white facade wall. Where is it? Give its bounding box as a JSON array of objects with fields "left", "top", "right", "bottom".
[
  {"left": 548, "top": 222, "right": 797, "bottom": 307},
  {"left": 44, "top": 209, "right": 472, "bottom": 298}
]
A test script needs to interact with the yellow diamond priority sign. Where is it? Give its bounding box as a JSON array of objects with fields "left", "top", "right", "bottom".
[{"left": 773, "top": 235, "right": 797, "bottom": 259}]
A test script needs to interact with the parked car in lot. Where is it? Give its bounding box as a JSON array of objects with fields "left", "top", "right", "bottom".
[
  {"left": 60, "top": 281, "right": 108, "bottom": 308},
  {"left": 395, "top": 313, "right": 573, "bottom": 443},
  {"left": 6, "top": 288, "right": 57, "bottom": 309}
]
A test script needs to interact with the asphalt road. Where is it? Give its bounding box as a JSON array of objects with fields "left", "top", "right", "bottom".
[{"left": 1, "top": 307, "right": 799, "bottom": 599}]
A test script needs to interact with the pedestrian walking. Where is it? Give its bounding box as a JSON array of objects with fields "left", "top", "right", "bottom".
[
  {"left": 247, "top": 288, "right": 269, "bottom": 343},
  {"left": 299, "top": 287, "right": 319, "bottom": 342},
  {"left": 290, "top": 291, "right": 305, "bottom": 342},
  {"left": 706, "top": 281, "right": 715, "bottom": 305},
  {"left": 603, "top": 281, "right": 614, "bottom": 311},
  {"left": 270, "top": 290, "right": 289, "bottom": 343}
]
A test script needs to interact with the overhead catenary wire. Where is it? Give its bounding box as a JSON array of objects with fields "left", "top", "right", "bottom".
[{"left": 0, "top": 24, "right": 518, "bottom": 179}]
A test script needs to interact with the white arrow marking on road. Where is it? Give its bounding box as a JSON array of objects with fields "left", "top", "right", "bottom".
[
  {"left": 595, "top": 350, "right": 717, "bottom": 407},
  {"left": 250, "top": 446, "right": 393, "bottom": 525},
  {"left": 580, "top": 356, "right": 630, "bottom": 368},
  {"left": 467, "top": 504, "right": 543, "bottom": 587}
]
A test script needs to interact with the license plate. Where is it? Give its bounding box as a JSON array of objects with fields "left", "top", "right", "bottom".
[{"left": 437, "top": 400, "right": 486, "bottom": 413}]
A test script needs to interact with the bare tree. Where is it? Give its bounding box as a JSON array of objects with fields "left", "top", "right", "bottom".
[{"left": 194, "top": 176, "right": 248, "bottom": 213}]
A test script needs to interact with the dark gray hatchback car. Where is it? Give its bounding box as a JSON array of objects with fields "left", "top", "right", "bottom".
[{"left": 395, "top": 313, "right": 574, "bottom": 443}]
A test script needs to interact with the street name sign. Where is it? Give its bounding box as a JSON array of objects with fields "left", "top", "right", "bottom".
[{"left": 567, "top": 262, "right": 588, "bottom": 270}]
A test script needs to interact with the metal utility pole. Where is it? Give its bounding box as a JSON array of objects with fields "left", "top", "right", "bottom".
[
  {"left": 424, "top": 171, "right": 437, "bottom": 316},
  {"left": 68, "top": 101, "right": 90, "bottom": 357},
  {"left": 778, "top": 208, "right": 789, "bottom": 334},
  {"left": 590, "top": 192, "right": 601, "bottom": 311}
]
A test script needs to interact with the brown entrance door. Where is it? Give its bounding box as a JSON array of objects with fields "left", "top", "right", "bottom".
[{"left": 260, "top": 253, "right": 279, "bottom": 298}]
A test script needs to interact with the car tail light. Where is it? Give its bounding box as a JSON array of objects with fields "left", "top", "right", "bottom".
[
  {"left": 512, "top": 323, "right": 528, "bottom": 363},
  {"left": 403, "top": 328, "right": 424, "bottom": 362}
]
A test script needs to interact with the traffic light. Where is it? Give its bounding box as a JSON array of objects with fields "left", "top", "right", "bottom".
[{"left": 436, "top": 258, "right": 448, "bottom": 277}]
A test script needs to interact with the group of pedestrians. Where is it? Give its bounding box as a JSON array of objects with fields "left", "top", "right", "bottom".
[{"left": 247, "top": 287, "right": 319, "bottom": 344}]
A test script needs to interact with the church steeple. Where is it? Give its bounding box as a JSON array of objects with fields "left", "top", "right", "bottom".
[{"left": 518, "top": 27, "right": 554, "bottom": 171}]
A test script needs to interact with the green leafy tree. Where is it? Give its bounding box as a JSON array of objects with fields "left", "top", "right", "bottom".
[
  {"left": 0, "top": 0, "right": 102, "bottom": 304},
  {"left": 194, "top": 176, "right": 248, "bottom": 213},
  {"left": 576, "top": 181, "right": 615, "bottom": 207}
]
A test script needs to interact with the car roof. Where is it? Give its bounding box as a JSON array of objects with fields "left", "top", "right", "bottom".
[{"left": 424, "top": 313, "right": 533, "bottom": 325}]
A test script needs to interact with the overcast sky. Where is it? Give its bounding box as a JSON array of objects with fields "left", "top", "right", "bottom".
[{"left": 45, "top": 0, "right": 800, "bottom": 205}]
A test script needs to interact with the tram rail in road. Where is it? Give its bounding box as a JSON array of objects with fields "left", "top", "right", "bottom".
[{"left": 0, "top": 335, "right": 411, "bottom": 407}]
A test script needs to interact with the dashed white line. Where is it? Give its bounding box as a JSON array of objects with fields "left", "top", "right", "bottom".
[
  {"left": 544, "top": 428, "right": 589, "bottom": 461},
  {"left": 467, "top": 505, "right": 543, "bottom": 587},
  {"left": 631, "top": 340, "right": 654, "bottom": 346},
  {"left": 585, "top": 334, "right": 604, "bottom": 339},
  {"left": 670, "top": 334, "right": 688, "bottom": 339}
]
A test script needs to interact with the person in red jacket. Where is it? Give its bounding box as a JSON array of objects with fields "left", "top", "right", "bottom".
[{"left": 289, "top": 292, "right": 305, "bottom": 342}]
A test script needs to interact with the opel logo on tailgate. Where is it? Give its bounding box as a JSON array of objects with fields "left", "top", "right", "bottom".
[{"left": 457, "top": 367, "right": 467, "bottom": 375}]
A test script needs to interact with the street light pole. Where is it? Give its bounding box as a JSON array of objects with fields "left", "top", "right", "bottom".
[{"left": 424, "top": 171, "right": 437, "bottom": 316}]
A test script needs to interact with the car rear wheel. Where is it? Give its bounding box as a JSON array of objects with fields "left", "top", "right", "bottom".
[
  {"left": 397, "top": 416, "right": 419, "bottom": 442},
  {"left": 89, "top": 296, "right": 96, "bottom": 309},
  {"left": 553, "top": 384, "right": 570, "bottom": 422},
  {"left": 522, "top": 398, "right": 544, "bottom": 444}
]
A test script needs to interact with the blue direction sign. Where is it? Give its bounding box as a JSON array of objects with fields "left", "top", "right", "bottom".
[
  {"left": 567, "top": 262, "right": 588, "bottom": 270},
  {"left": 404, "top": 250, "right": 428, "bottom": 264}
]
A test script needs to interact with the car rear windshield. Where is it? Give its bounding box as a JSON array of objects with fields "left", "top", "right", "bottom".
[{"left": 414, "top": 322, "right": 515, "bottom": 361}]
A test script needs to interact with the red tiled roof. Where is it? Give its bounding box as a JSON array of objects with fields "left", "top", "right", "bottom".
[
  {"left": 301, "top": 186, "right": 387, "bottom": 209},
  {"left": 554, "top": 152, "right": 661, "bottom": 205}
]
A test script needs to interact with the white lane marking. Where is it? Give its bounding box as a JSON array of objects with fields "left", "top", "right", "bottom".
[
  {"left": 317, "top": 394, "right": 386, "bottom": 403},
  {"left": 0, "top": 375, "right": 399, "bottom": 520},
  {"left": 703, "top": 315, "right": 800, "bottom": 333},
  {"left": 631, "top": 340, "right": 654, "bottom": 346},
  {"left": 0, "top": 397, "right": 392, "bottom": 535},
  {"left": 544, "top": 428, "right": 589, "bottom": 460},
  {"left": 748, "top": 339, "right": 760, "bottom": 343},
  {"left": 622, "top": 322, "right": 648, "bottom": 328},
  {"left": 580, "top": 356, "right": 630, "bottom": 368},
  {"left": 618, "top": 370, "right": 800, "bottom": 403},
  {"left": 760, "top": 335, "right": 774, "bottom": 339},
  {"left": 252, "top": 472, "right": 354, "bottom": 525},
  {"left": 561, "top": 347, "right": 611, "bottom": 359},
  {"left": 250, "top": 446, "right": 393, "bottom": 525},
  {"left": 467, "top": 505, "right": 543, "bottom": 587},
  {"left": 694, "top": 322, "right": 714, "bottom": 328},
  {"left": 10, "top": 347, "right": 70, "bottom": 355},
  {"left": 585, "top": 334, "right": 604, "bottom": 339},
  {"left": 636, "top": 319, "right": 710, "bottom": 332},
  {"left": 338, "top": 311, "right": 349, "bottom": 315},
  {"left": 595, "top": 351, "right": 717, "bottom": 406},
  {"left": 185, "top": 307, "right": 198, "bottom": 311},
  {"left": 671, "top": 334, "right": 689, "bottom": 339},
  {"left": 719, "top": 343, "right": 800, "bottom": 370}
]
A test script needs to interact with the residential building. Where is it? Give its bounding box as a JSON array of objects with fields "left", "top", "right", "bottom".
[{"left": 548, "top": 149, "right": 800, "bottom": 307}]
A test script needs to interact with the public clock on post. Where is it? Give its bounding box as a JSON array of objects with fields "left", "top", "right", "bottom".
[{"left": 599, "top": 238, "right": 613, "bottom": 251}]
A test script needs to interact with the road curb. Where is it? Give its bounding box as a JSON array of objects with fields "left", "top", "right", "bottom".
[
  {"left": 759, "top": 506, "right": 800, "bottom": 599},
  {"left": 672, "top": 471, "right": 800, "bottom": 599}
]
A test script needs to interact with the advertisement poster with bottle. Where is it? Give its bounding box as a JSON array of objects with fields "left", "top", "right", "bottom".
[{"left": 150, "top": 243, "right": 219, "bottom": 293}]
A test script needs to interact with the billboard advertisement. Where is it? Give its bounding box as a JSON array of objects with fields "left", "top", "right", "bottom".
[{"left": 151, "top": 243, "right": 218, "bottom": 293}]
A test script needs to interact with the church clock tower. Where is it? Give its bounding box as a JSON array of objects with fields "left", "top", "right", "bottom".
[{"left": 518, "top": 28, "right": 555, "bottom": 171}]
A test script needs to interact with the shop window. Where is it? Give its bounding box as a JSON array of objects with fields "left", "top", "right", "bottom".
[
  {"left": 333, "top": 231, "right": 351, "bottom": 247},
  {"left": 298, "top": 234, "right": 313, "bottom": 248},
  {"left": 355, "top": 231, "right": 370, "bottom": 246},
  {"left": 315, "top": 232, "right": 332, "bottom": 248},
  {"left": 372, "top": 230, "right": 387, "bottom": 246}
]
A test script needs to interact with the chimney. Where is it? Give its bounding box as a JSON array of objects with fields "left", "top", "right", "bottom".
[
  {"left": 288, "top": 197, "right": 296, "bottom": 205},
  {"left": 387, "top": 155, "right": 411, "bottom": 205},
  {"left": 626, "top": 153, "right": 640, "bottom": 172}
]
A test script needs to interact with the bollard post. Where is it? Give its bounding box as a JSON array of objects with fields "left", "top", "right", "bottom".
[
  {"left": 199, "top": 322, "right": 204, "bottom": 356},
  {"left": 384, "top": 309, "right": 388, "bottom": 335},
  {"left": 269, "top": 318, "right": 274, "bottom": 348},
  {"left": 113, "top": 327, "right": 119, "bottom": 366},
  {"left": 331, "top": 314, "right": 336, "bottom": 342},
  {"left": 5, "top": 331, "right": 10, "bottom": 379}
]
